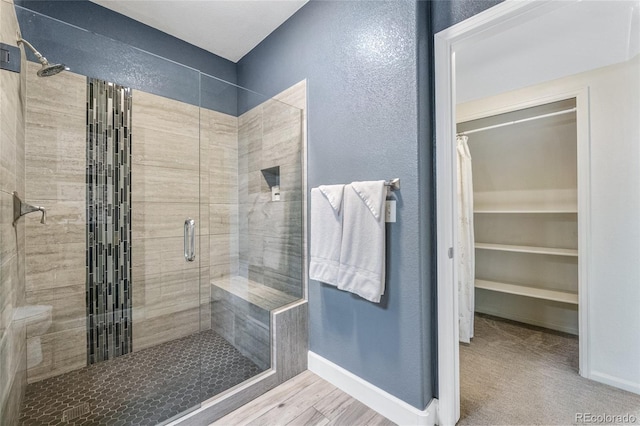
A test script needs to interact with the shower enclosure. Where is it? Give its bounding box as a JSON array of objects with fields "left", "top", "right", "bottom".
[{"left": 1, "top": 5, "right": 305, "bottom": 425}]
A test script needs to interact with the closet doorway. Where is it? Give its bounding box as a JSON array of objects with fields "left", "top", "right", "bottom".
[
  {"left": 453, "top": 92, "right": 589, "bottom": 425},
  {"left": 456, "top": 96, "right": 585, "bottom": 337},
  {"left": 435, "top": 1, "right": 640, "bottom": 425}
]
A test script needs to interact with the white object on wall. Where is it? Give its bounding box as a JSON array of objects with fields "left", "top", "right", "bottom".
[
  {"left": 271, "top": 185, "right": 280, "bottom": 201},
  {"left": 385, "top": 200, "right": 396, "bottom": 223},
  {"left": 456, "top": 136, "right": 474, "bottom": 343}
]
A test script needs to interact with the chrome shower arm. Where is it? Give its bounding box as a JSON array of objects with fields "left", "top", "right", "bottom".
[
  {"left": 16, "top": 34, "right": 67, "bottom": 77},
  {"left": 16, "top": 37, "right": 48, "bottom": 66},
  {"left": 13, "top": 191, "right": 46, "bottom": 225}
]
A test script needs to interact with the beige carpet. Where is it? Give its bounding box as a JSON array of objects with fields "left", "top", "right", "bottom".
[{"left": 459, "top": 314, "right": 640, "bottom": 425}]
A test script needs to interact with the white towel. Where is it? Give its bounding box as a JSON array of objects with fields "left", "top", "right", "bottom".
[
  {"left": 338, "top": 181, "right": 387, "bottom": 303},
  {"left": 309, "top": 185, "right": 345, "bottom": 286}
]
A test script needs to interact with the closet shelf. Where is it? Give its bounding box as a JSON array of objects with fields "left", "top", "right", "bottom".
[
  {"left": 474, "top": 209, "right": 578, "bottom": 214},
  {"left": 475, "top": 279, "right": 578, "bottom": 304},
  {"left": 475, "top": 243, "right": 578, "bottom": 257}
]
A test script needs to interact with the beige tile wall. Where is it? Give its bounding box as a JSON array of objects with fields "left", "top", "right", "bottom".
[
  {"left": 24, "top": 61, "right": 87, "bottom": 383},
  {"left": 131, "top": 90, "right": 203, "bottom": 350},
  {"left": 0, "top": 0, "right": 27, "bottom": 421},
  {"left": 210, "top": 82, "right": 305, "bottom": 372},
  {"left": 238, "top": 83, "right": 305, "bottom": 298},
  {"left": 200, "top": 108, "right": 239, "bottom": 330}
]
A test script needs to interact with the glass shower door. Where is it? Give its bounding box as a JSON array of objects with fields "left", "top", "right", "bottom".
[
  {"left": 16, "top": 8, "right": 206, "bottom": 424},
  {"left": 87, "top": 76, "right": 204, "bottom": 422},
  {"left": 16, "top": 7, "right": 301, "bottom": 424},
  {"left": 130, "top": 86, "right": 203, "bottom": 420}
]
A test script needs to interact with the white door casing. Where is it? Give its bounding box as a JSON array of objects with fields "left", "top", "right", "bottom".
[{"left": 433, "top": 1, "right": 592, "bottom": 424}]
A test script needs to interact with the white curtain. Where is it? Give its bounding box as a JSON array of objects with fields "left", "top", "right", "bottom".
[{"left": 457, "top": 135, "right": 475, "bottom": 343}]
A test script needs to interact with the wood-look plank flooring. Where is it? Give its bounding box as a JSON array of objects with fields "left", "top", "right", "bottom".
[{"left": 211, "top": 371, "right": 396, "bottom": 426}]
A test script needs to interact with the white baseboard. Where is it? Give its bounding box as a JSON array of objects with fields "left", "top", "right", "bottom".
[
  {"left": 589, "top": 371, "right": 640, "bottom": 396},
  {"left": 308, "top": 352, "right": 438, "bottom": 426}
]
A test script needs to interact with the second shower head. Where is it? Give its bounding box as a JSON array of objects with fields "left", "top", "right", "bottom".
[{"left": 17, "top": 36, "right": 67, "bottom": 77}]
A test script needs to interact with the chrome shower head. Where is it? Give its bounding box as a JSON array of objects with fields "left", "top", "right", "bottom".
[
  {"left": 17, "top": 37, "right": 67, "bottom": 77},
  {"left": 37, "top": 62, "right": 67, "bottom": 77}
]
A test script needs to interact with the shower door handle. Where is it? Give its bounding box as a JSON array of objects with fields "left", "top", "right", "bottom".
[{"left": 184, "top": 218, "right": 196, "bottom": 262}]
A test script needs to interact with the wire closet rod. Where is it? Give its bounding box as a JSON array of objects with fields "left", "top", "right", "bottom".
[{"left": 457, "top": 107, "right": 577, "bottom": 137}]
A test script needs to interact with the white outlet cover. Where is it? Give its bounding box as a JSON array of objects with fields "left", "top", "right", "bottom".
[{"left": 385, "top": 200, "right": 396, "bottom": 223}]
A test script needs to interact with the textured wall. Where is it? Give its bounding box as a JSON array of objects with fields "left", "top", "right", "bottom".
[
  {"left": 24, "top": 61, "right": 87, "bottom": 383},
  {"left": 14, "top": 0, "right": 236, "bottom": 84},
  {"left": 0, "top": 0, "right": 27, "bottom": 420},
  {"left": 237, "top": 1, "right": 433, "bottom": 409},
  {"left": 14, "top": 1, "right": 237, "bottom": 114},
  {"left": 432, "top": 0, "right": 504, "bottom": 33}
]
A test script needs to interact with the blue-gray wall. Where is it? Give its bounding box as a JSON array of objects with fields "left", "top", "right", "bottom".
[
  {"left": 238, "top": 0, "right": 434, "bottom": 409},
  {"left": 15, "top": 0, "right": 236, "bottom": 83},
  {"left": 15, "top": 0, "right": 239, "bottom": 114},
  {"left": 237, "top": 0, "right": 504, "bottom": 408},
  {"left": 433, "top": 0, "right": 505, "bottom": 33}
]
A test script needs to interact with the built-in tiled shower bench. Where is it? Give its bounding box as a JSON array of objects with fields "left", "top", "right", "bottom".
[{"left": 211, "top": 276, "right": 299, "bottom": 370}]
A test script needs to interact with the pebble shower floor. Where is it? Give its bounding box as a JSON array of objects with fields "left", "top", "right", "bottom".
[{"left": 18, "top": 330, "right": 264, "bottom": 425}]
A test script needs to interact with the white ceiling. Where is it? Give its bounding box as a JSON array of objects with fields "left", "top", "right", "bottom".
[
  {"left": 456, "top": 0, "right": 640, "bottom": 103},
  {"left": 90, "top": 0, "right": 309, "bottom": 62}
]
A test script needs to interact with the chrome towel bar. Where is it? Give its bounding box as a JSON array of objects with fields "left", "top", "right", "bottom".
[{"left": 385, "top": 178, "right": 400, "bottom": 191}]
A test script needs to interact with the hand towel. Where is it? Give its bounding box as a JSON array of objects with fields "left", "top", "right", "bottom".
[
  {"left": 337, "top": 181, "right": 387, "bottom": 303},
  {"left": 309, "top": 184, "right": 345, "bottom": 286}
]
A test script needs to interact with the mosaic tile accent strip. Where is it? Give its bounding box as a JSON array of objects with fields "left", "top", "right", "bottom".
[
  {"left": 86, "top": 78, "right": 133, "bottom": 364},
  {"left": 18, "top": 330, "right": 265, "bottom": 425}
]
